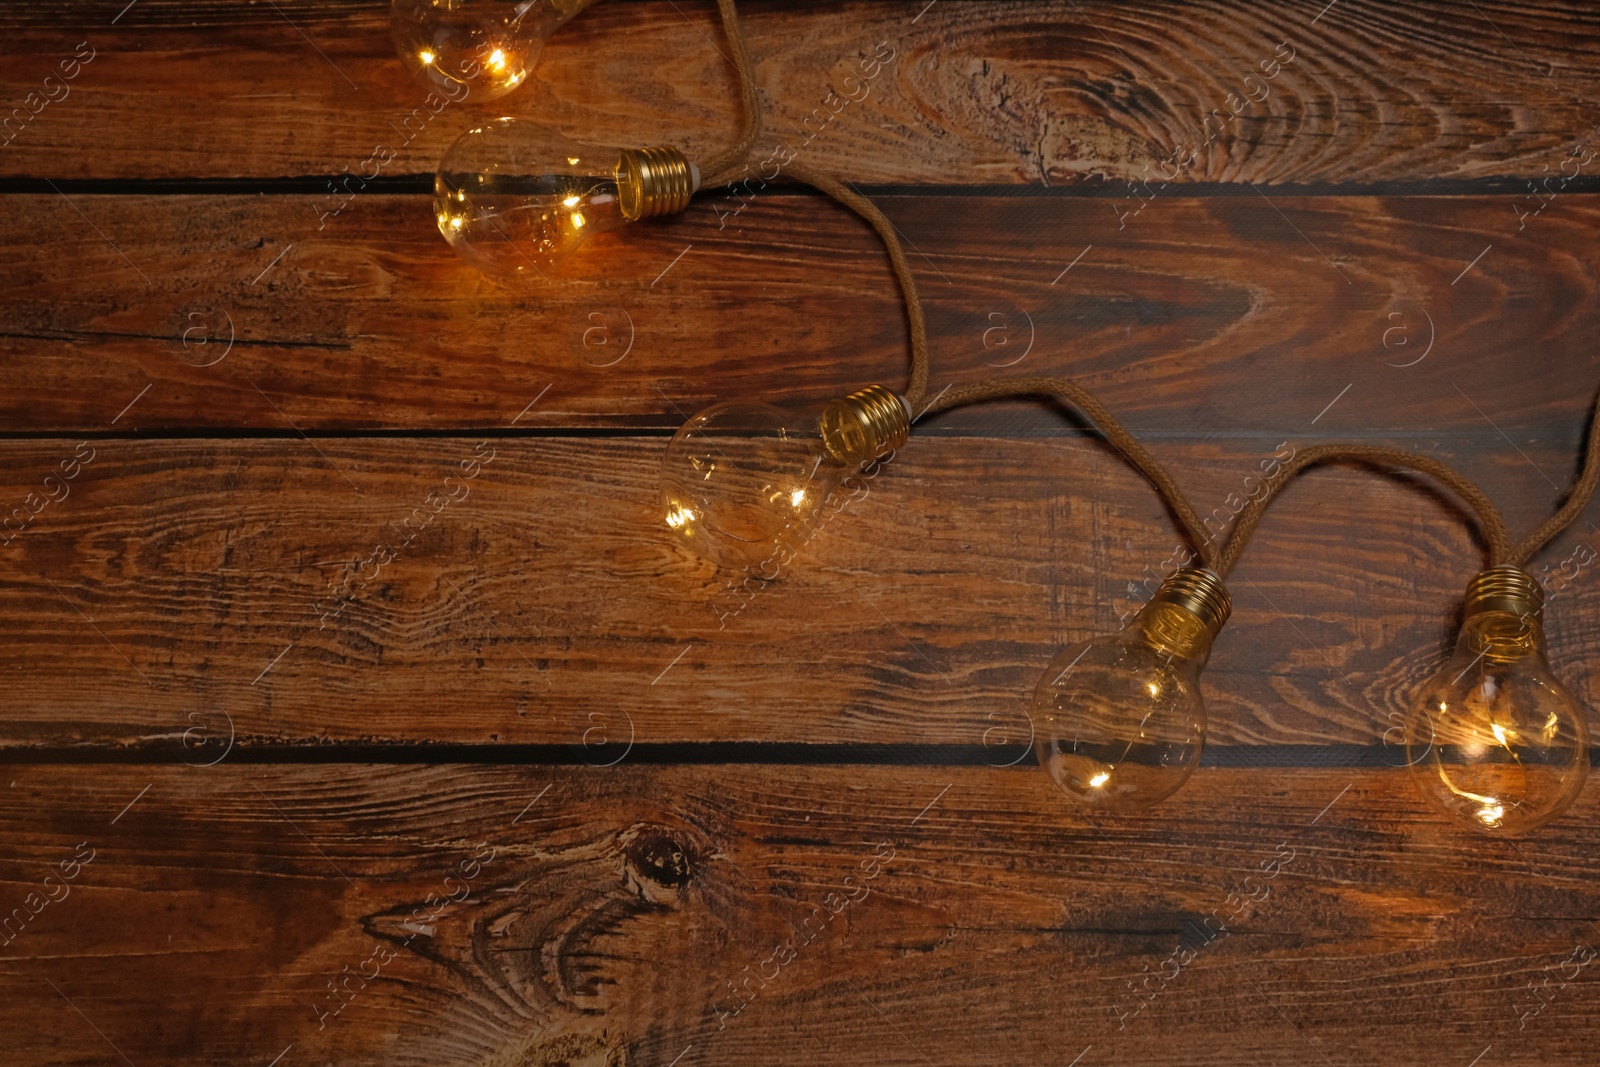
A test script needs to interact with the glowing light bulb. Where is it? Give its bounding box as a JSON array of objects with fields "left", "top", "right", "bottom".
[
  {"left": 435, "top": 119, "right": 698, "bottom": 279},
  {"left": 660, "top": 385, "right": 910, "bottom": 572},
  {"left": 391, "top": 0, "right": 600, "bottom": 99},
  {"left": 1404, "top": 567, "right": 1589, "bottom": 834},
  {"left": 1033, "top": 568, "right": 1231, "bottom": 813}
]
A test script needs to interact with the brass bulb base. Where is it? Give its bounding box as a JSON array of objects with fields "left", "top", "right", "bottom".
[
  {"left": 1463, "top": 565, "right": 1544, "bottom": 621},
  {"left": 819, "top": 384, "right": 912, "bottom": 465},
  {"left": 1139, "top": 568, "right": 1230, "bottom": 662},
  {"left": 616, "top": 146, "right": 698, "bottom": 221},
  {"left": 1151, "top": 568, "right": 1232, "bottom": 632}
]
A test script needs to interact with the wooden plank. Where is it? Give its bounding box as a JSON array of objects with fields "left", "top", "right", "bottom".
[
  {"left": 0, "top": 434, "right": 1594, "bottom": 749},
  {"left": 1, "top": 190, "right": 1596, "bottom": 433},
  {"left": 1, "top": 764, "right": 1597, "bottom": 1065},
  {"left": 1, "top": 2, "right": 1598, "bottom": 183}
]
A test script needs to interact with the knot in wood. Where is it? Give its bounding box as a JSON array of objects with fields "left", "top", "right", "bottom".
[{"left": 623, "top": 829, "right": 692, "bottom": 894}]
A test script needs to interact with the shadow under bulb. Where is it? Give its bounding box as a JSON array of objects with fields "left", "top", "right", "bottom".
[
  {"left": 392, "top": 0, "right": 600, "bottom": 99},
  {"left": 435, "top": 119, "right": 697, "bottom": 279},
  {"left": 1404, "top": 566, "right": 1589, "bottom": 834},
  {"left": 660, "top": 385, "right": 910, "bottom": 571},
  {"left": 1033, "top": 568, "right": 1231, "bottom": 813}
]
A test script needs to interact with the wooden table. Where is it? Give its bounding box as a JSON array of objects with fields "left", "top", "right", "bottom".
[{"left": 2, "top": 1, "right": 1598, "bottom": 1063}]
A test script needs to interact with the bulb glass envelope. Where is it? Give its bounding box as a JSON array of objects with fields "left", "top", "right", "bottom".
[
  {"left": 1033, "top": 568, "right": 1231, "bottom": 813},
  {"left": 661, "top": 386, "right": 910, "bottom": 571},
  {"left": 435, "top": 119, "right": 696, "bottom": 278},
  {"left": 1405, "top": 566, "right": 1589, "bottom": 834},
  {"left": 392, "top": 0, "right": 601, "bottom": 98}
]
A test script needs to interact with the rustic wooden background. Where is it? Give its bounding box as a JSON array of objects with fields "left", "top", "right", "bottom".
[{"left": 2, "top": 1, "right": 1598, "bottom": 1064}]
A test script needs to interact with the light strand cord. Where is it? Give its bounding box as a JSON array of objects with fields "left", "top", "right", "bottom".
[
  {"left": 917, "top": 379, "right": 1600, "bottom": 584},
  {"left": 689, "top": 1, "right": 930, "bottom": 404},
  {"left": 919, "top": 375, "right": 1216, "bottom": 568},
  {"left": 1508, "top": 386, "right": 1600, "bottom": 565},
  {"left": 1213, "top": 446, "right": 1512, "bottom": 575},
  {"left": 698, "top": 0, "right": 765, "bottom": 186},
  {"left": 782, "top": 162, "right": 931, "bottom": 411},
  {"left": 1215, "top": 387, "right": 1600, "bottom": 577}
]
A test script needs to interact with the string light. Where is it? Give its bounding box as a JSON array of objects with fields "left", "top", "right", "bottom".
[{"left": 400, "top": 0, "right": 1600, "bottom": 836}]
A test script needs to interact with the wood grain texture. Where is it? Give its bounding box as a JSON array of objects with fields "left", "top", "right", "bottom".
[
  {"left": 1, "top": 190, "right": 1596, "bottom": 433},
  {"left": 0, "top": 434, "right": 1594, "bottom": 749},
  {"left": 4, "top": 2, "right": 1600, "bottom": 1062},
  {"left": 0, "top": 2, "right": 1597, "bottom": 184},
  {"left": 1, "top": 764, "right": 1597, "bottom": 1066}
]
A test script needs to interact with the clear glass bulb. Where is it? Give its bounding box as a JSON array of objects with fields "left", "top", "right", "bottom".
[
  {"left": 391, "top": 0, "right": 599, "bottom": 99},
  {"left": 435, "top": 120, "right": 697, "bottom": 280},
  {"left": 1405, "top": 567, "right": 1589, "bottom": 834},
  {"left": 1034, "top": 568, "right": 1230, "bottom": 813},
  {"left": 661, "top": 386, "right": 910, "bottom": 572}
]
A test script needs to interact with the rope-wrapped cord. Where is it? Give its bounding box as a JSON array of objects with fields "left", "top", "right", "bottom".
[
  {"left": 920, "top": 375, "right": 1216, "bottom": 567},
  {"left": 699, "top": 0, "right": 765, "bottom": 186},
  {"left": 1213, "top": 445, "right": 1512, "bottom": 576},
  {"left": 694, "top": 3, "right": 930, "bottom": 406},
  {"left": 783, "top": 162, "right": 931, "bottom": 410},
  {"left": 1215, "top": 388, "right": 1600, "bottom": 577},
  {"left": 1507, "top": 387, "right": 1600, "bottom": 566}
]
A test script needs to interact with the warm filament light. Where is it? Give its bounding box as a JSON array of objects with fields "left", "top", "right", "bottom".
[
  {"left": 660, "top": 386, "right": 910, "bottom": 572},
  {"left": 434, "top": 121, "right": 698, "bottom": 279},
  {"left": 1088, "top": 772, "right": 1111, "bottom": 788},
  {"left": 391, "top": 0, "right": 601, "bottom": 100}
]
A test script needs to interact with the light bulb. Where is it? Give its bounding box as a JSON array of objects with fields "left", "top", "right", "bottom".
[
  {"left": 660, "top": 385, "right": 911, "bottom": 572},
  {"left": 1033, "top": 568, "right": 1231, "bottom": 813},
  {"left": 1404, "top": 567, "right": 1589, "bottom": 834},
  {"left": 435, "top": 119, "right": 698, "bottom": 279},
  {"left": 391, "top": 0, "right": 600, "bottom": 99}
]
